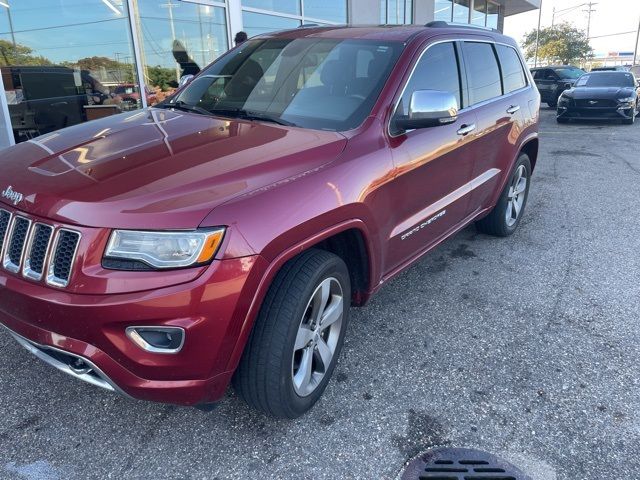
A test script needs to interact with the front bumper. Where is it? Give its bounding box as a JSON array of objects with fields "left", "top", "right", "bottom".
[
  {"left": 557, "top": 104, "right": 635, "bottom": 121},
  {"left": 0, "top": 254, "right": 266, "bottom": 405}
]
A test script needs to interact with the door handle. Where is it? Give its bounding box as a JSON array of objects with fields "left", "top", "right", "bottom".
[
  {"left": 456, "top": 123, "right": 476, "bottom": 136},
  {"left": 506, "top": 105, "right": 520, "bottom": 114}
]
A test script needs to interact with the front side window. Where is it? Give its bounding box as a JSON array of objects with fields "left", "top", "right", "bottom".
[
  {"left": 462, "top": 42, "right": 502, "bottom": 105},
  {"left": 168, "top": 38, "right": 403, "bottom": 132},
  {"left": 496, "top": 45, "right": 526, "bottom": 93},
  {"left": 395, "top": 42, "right": 462, "bottom": 117}
]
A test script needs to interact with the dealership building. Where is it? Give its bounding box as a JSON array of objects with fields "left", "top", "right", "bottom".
[{"left": 0, "top": 0, "right": 539, "bottom": 149}]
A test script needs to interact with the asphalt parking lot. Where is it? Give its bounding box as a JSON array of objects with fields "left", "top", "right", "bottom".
[{"left": 1, "top": 107, "right": 639, "bottom": 480}]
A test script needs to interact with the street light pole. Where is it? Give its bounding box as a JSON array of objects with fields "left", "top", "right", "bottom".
[
  {"left": 634, "top": 15, "right": 640, "bottom": 66},
  {"left": 534, "top": 0, "right": 543, "bottom": 67}
]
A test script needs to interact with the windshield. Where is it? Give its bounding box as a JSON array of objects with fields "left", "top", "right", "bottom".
[
  {"left": 553, "top": 67, "right": 583, "bottom": 79},
  {"left": 164, "top": 38, "right": 403, "bottom": 131},
  {"left": 575, "top": 72, "right": 635, "bottom": 88}
]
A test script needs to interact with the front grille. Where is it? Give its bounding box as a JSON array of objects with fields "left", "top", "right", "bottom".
[
  {"left": 4, "top": 216, "right": 31, "bottom": 272},
  {"left": 48, "top": 229, "right": 81, "bottom": 287},
  {"left": 575, "top": 99, "right": 617, "bottom": 108},
  {"left": 0, "top": 209, "right": 80, "bottom": 288}
]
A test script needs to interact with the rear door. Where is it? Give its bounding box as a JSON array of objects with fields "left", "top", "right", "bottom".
[
  {"left": 463, "top": 42, "right": 529, "bottom": 212},
  {"left": 384, "top": 41, "right": 477, "bottom": 273}
]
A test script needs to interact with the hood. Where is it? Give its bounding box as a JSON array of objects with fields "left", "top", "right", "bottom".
[
  {"left": 0, "top": 109, "right": 347, "bottom": 229},
  {"left": 564, "top": 86, "right": 635, "bottom": 100}
]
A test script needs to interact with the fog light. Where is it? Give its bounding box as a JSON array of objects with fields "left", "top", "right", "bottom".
[{"left": 126, "top": 326, "right": 185, "bottom": 354}]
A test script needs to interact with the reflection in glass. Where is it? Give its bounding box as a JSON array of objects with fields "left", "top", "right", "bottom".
[
  {"left": 471, "top": 0, "right": 487, "bottom": 26},
  {"left": 242, "top": 0, "right": 300, "bottom": 16},
  {"left": 242, "top": 12, "right": 300, "bottom": 38},
  {"left": 380, "top": 0, "right": 413, "bottom": 24},
  {"left": 434, "top": 0, "right": 453, "bottom": 22},
  {"left": 487, "top": 1, "right": 499, "bottom": 29},
  {"left": 134, "top": 0, "right": 228, "bottom": 105},
  {"left": 0, "top": 0, "right": 141, "bottom": 143},
  {"left": 305, "top": 0, "right": 347, "bottom": 23},
  {"left": 453, "top": 0, "right": 470, "bottom": 24}
]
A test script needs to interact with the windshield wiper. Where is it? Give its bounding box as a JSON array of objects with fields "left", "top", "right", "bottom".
[
  {"left": 211, "top": 108, "right": 297, "bottom": 127},
  {"left": 156, "top": 100, "right": 212, "bottom": 116}
]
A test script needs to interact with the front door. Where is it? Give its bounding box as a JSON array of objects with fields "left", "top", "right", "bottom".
[{"left": 384, "top": 41, "right": 477, "bottom": 274}]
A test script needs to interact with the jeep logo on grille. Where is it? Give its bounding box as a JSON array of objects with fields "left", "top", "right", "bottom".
[{"left": 2, "top": 186, "right": 24, "bottom": 206}]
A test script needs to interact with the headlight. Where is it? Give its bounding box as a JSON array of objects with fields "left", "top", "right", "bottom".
[
  {"left": 618, "top": 97, "right": 635, "bottom": 103},
  {"left": 104, "top": 228, "right": 225, "bottom": 269}
]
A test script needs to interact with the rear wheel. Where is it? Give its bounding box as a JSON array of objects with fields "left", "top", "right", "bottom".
[
  {"left": 476, "top": 153, "right": 531, "bottom": 237},
  {"left": 233, "top": 249, "right": 350, "bottom": 418}
]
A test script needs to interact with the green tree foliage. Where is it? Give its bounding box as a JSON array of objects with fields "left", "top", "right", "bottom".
[
  {"left": 146, "top": 65, "right": 178, "bottom": 91},
  {"left": 0, "top": 40, "right": 52, "bottom": 66},
  {"left": 522, "top": 22, "right": 593, "bottom": 65}
]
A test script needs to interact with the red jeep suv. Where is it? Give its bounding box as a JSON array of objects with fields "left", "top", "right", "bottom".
[{"left": 0, "top": 23, "right": 539, "bottom": 418}]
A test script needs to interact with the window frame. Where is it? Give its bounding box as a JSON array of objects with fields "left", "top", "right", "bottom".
[
  {"left": 387, "top": 38, "right": 531, "bottom": 138},
  {"left": 389, "top": 40, "right": 465, "bottom": 137}
]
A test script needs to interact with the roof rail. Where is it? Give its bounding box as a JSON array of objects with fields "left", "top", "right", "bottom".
[{"left": 424, "top": 21, "right": 498, "bottom": 32}]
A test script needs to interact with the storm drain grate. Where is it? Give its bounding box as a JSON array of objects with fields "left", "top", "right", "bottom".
[{"left": 400, "top": 448, "right": 532, "bottom": 480}]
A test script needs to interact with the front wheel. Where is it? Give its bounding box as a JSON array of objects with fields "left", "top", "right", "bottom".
[
  {"left": 475, "top": 153, "right": 531, "bottom": 237},
  {"left": 233, "top": 249, "right": 351, "bottom": 418}
]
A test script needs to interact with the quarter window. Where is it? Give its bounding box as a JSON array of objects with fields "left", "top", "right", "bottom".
[
  {"left": 496, "top": 45, "right": 527, "bottom": 93},
  {"left": 396, "top": 42, "right": 462, "bottom": 117},
  {"left": 461, "top": 42, "right": 502, "bottom": 105}
]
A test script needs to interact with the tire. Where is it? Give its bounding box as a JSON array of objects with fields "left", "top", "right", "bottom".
[
  {"left": 475, "top": 153, "right": 532, "bottom": 237},
  {"left": 556, "top": 117, "right": 569, "bottom": 124},
  {"left": 233, "top": 249, "right": 351, "bottom": 418}
]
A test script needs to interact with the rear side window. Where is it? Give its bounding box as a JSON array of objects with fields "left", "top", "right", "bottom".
[
  {"left": 461, "top": 42, "right": 502, "bottom": 105},
  {"left": 496, "top": 45, "right": 527, "bottom": 93},
  {"left": 397, "top": 42, "right": 462, "bottom": 115}
]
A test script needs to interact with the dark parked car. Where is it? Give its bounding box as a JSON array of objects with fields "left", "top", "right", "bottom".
[
  {"left": 531, "top": 65, "right": 584, "bottom": 107},
  {"left": 557, "top": 71, "right": 640, "bottom": 124},
  {"left": 0, "top": 24, "right": 539, "bottom": 418}
]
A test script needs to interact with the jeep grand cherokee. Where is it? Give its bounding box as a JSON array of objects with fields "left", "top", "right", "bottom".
[{"left": 0, "top": 23, "right": 539, "bottom": 418}]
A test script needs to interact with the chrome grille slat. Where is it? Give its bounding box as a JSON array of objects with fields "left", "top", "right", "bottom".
[
  {"left": 46, "top": 229, "right": 81, "bottom": 288},
  {"left": 23, "top": 223, "right": 54, "bottom": 281},
  {"left": 0, "top": 210, "right": 11, "bottom": 251},
  {"left": 3, "top": 216, "right": 32, "bottom": 273}
]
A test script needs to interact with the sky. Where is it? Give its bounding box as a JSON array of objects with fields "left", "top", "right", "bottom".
[{"left": 504, "top": 0, "right": 640, "bottom": 57}]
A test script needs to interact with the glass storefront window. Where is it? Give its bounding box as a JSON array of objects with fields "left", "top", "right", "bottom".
[
  {"left": 242, "top": 11, "right": 300, "bottom": 38},
  {"left": 133, "top": 0, "right": 228, "bottom": 105},
  {"left": 471, "top": 0, "right": 487, "bottom": 26},
  {"left": 0, "top": 0, "right": 141, "bottom": 143},
  {"left": 434, "top": 0, "right": 453, "bottom": 22},
  {"left": 452, "top": 0, "right": 470, "bottom": 24},
  {"left": 305, "top": 0, "right": 347, "bottom": 23},
  {"left": 380, "top": 0, "right": 413, "bottom": 25},
  {"left": 487, "top": 1, "right": 500, "bottom": 29},
  {"left": 242, "top": 0, "right": 300, "bottom": 16}
]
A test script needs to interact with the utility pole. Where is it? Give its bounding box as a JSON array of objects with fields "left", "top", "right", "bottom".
[
  {"left": 534, "top": 0, "right": 543, "bottom": 67},
  {"left": 634, "top": 15, "right": 640, "bottom": 66},
  {"left": 583, "top": 2, "right": 597, "bottom": 39}
]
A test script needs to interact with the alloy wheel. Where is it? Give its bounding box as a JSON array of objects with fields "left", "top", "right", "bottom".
[
  {"left": 506, "top": 164, "right": 527, "bottom": 227},
  {"left": 291, "top": 277, "right": 344, "bottom": 397}
]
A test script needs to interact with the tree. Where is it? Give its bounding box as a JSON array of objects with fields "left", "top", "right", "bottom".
[
  {"left": 146, "top": 65, "right": 178, "bottom": 91},
  {"left": 522, "top": 22, "right": 593, "bottom": 65},
  {"left": 0, "top": 40, "right": 52, "bottom": 66}
]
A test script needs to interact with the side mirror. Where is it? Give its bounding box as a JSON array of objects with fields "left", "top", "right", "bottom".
[
  {"left": 179, "top": 74, "right": 194, "bottom": 88},
  {"left": 393, "top": 90, "right": 458, "bottom": 133}
]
